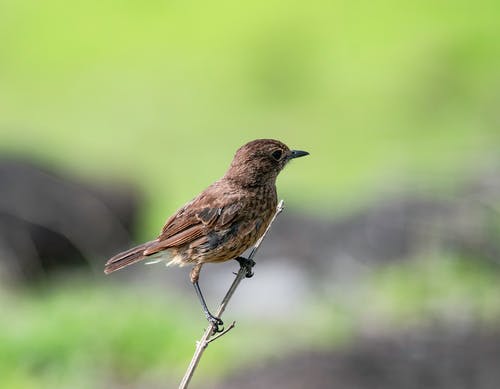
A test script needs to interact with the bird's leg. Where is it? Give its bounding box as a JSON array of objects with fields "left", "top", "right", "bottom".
[
  {"left": 234, "top": 256, "right": 256, "bottom": 278},
  {"left": 190, "top": 263, "right": 224, "bottom": 333},
  {"left": 193, "top": 281, "right": 223, "bottom": 333}
]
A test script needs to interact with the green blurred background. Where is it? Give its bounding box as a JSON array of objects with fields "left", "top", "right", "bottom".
[{"left": 1, "top": 1, "right": 499, "bottom": 388}]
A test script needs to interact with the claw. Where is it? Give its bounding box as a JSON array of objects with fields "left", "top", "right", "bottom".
[
  {"left": 235, "top": 256, "right": 255, "bottom": 278},
  {"left": 207, "top": 315, "right": 224, "bottom": 333}
]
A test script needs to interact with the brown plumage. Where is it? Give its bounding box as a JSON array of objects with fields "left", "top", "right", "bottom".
[{"left": 104, "top": 139, "right": 308, "bottom": 331}]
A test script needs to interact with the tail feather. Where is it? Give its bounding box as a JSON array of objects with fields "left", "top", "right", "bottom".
[{"left": 104, "top": 240, "right": 158, "bottom": 274}]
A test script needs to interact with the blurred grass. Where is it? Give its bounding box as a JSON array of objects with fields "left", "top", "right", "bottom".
[
  {"left": 1, "top": 0, "right": 500, "bottom": 238},
  {"left": 0, "top": 281, "right": 199, "bottom": 388},
  {"left": 0, "top": 278, "right": 352, "bottom": 388},
  {"left": 1, "top": 255, "right": 498, "bottom": 388},
  {"left": 368, "top": 255, "right": 500, "bottom": 326}
]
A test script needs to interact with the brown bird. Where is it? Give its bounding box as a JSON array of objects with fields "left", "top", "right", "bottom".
[{"left": 104, "top": 139, "right": 308, "bottom": 331}]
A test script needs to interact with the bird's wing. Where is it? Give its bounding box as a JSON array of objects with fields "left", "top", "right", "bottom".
[{"left": 143, "top": 190, "right": 243, "bottom": 255}]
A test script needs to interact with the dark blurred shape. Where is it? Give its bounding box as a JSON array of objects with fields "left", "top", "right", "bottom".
[
  {"left": 0, "top": 157, "right": 142, "bottom": 282},
  {"left": 212, "top": 327, "right": 500, "bottom": 389},
  {"left": 262, "top": 171, "right": 500, "bottom": 283}
]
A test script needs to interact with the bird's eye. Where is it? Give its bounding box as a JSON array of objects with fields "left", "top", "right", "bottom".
[{"left": 271, "top": 149, "right": 283, "bottom": 160}]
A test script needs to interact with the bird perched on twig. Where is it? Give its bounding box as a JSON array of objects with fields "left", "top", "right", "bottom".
[{"left": 104, "top": 139, "right": 309, "bottom": 332}]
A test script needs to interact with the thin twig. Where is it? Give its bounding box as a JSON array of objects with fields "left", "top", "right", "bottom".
[
  {"left": 206, "top": 321, "right": 236, "bottom": 344},
  {"left": 178, "top": 200, "right": 285, "bottom": 389}
]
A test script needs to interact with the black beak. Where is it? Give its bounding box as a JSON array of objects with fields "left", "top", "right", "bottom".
[{"left": 289, "top": 150, "right": 309, "bottom": 159}]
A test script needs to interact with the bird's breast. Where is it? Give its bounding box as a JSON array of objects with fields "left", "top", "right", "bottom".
[{"left": 193, "top": 184, "right": 277, "bottom": 264}]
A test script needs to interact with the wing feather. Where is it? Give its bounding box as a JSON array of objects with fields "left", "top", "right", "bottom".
[{"left": 143, "top": 188, "right": 244, "bottom": 256}]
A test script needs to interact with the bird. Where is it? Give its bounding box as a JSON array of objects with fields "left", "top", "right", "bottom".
[{"left": 104, "top": 139, "right": 309, "bottom": 332}]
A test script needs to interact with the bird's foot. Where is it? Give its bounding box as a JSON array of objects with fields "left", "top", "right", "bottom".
[
  {"left": 235, "top": 256, "right": 256, "bottom": 278},
  {"left": 207, "top": 314, "right": 224, "bottom": 333}
]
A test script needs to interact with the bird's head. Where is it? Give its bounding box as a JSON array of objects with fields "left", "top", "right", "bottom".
[{"left": 224, "top": 139, "right": 309, "bottom": 186}]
